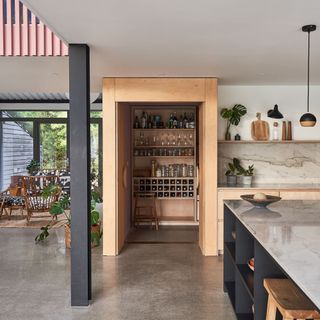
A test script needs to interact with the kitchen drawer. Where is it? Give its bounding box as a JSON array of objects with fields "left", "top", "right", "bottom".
[
  {"left": 218, "top": 189, "right": 280, "bottom": 220},
  {"left": 280, "top": 191, "right": 320, "bottom": 200}
]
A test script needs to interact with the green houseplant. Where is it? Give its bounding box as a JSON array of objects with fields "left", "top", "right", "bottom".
[
  {"left": 220, "top": 104, "right": 247, "bottom": 140},
  {"left": 225, "top": 158, "right": 242, "bottom": 185},
  {"left": 35, "top": 187, "right": 102, "bottom": 248},
  {"left": 26, "top": 159, "right": 40, "bottom": 175},
  {"left": 238, "top": 164, "right": 254, "bottom": 185}
]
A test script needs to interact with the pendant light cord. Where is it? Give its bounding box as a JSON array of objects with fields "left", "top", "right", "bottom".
[{"left": 307, "top": 30, "right": 310, "bottom": 112}]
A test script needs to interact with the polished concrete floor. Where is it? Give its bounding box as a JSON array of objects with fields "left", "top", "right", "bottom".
[
  {"left": 126, "top": 226, "right": 198, "bottom": 243},
  {"left": 0, "top": 228, "right": 236, "bottom": 320}
]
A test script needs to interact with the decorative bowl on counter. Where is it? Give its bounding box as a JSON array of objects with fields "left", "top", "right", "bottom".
[{"left": 240, "top": 194, "right": 281, "bottom": 208}]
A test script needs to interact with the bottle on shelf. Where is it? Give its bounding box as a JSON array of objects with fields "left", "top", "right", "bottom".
[
  {"left": 272, "top": 122, "right": 279, "bottom": 141},
  {"left": 168, "top": 113, "right": 174, "bottom": 129},
  {"left": 148, "top": 115, "right": 153, "bottom": 129},
  {"left": 141, "top": 112, "right": 147, "bottom": 129},
  {"left": 134, "top": 116, "right": 140, "bottom": 129},
  {"left": 183, "top": 112, "right": 188, "bottom": 128},
  {"left": 179, "top": 115, "right": 183, "bottom": 129},
  {"left": 173, "top": 112, "right": 178, "bottom": 128},
  {"left": 151, "top": 160, "right": 157, "bottom": 177},
  {"left": 189, "top": 113, "right": 195, "bottom": 129}
]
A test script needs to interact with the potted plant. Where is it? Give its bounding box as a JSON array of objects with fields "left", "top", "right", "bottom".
[
  {"left": 26, "top": 159, "right": 40, "bottom": 175},
  {"left": 220, "top": 104, "right": 247, "bottom": 140},
  {"left": 35, "top": 187, "right": 102, "bottom": 248},
  {"left": 238, "top": 164, "right": 254, "bottom": 185},
  {"left": 225, "top": 158, "right": 242, "bottom": 185}
]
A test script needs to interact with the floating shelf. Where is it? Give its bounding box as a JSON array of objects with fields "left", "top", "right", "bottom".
[
  {"left": 133, "top": 128, "right": 195, "bottom": 131},
  {"left": 134, "top": 145, "right": 194, "bottom": 148},
  {"left": 134, "top": 156, "right": 194, "bottom": 159},
  {"left": 218, "top": 140, "right": 320, "bottom": 144}
]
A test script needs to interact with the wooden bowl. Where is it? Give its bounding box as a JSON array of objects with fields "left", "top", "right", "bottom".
[{"left": 240, "top": 194, "right": 281, "bottom": 208}]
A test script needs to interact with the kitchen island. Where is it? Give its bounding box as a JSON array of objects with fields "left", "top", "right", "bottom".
[{"left": 223, "top": 200, "right": 320, "bottom": 320}]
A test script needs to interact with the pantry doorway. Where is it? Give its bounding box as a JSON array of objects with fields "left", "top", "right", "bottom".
[{"left": 102, "top": 78, "right": 218, "bottom": 256}]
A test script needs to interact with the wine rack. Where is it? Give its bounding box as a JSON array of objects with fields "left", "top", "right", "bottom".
[{"left": 133, "top": 177, "right": 195, "bottom": 199}]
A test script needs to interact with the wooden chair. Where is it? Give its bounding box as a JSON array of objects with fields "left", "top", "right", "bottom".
[
  {"left": 133, "top": 192, "right": 159, "bottom": 230},
  {"left": 264, "top": 278, "right": 320, "bottom": 320},
  {"left": 0, "top": 186, "right": 25, "bottom": 220},
  {"left": 22, "top": 176, "right": 61, "bottom": 223}
]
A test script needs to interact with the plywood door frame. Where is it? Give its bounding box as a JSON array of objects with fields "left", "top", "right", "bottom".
[{"left": 103, "top": 78, "right": 218, "bottom": 256}]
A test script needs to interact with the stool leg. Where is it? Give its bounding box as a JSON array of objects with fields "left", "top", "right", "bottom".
[{"left": 266, "top": 296, "right": 277, "bottom": 320}]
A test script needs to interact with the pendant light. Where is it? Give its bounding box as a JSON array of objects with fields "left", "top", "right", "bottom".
[
  {"left": 300, "top": 25, "right": 317, "bottom": 127},
  {"left": 268, "top": 104, "right": 284, "bottom": 119}
]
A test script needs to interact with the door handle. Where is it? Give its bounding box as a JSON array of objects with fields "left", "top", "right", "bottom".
[{"left": 123, "top": 165, "right": 127, "bottom": 189}]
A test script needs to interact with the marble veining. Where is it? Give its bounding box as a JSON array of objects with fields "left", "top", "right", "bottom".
[
  {"left": 218, "top": 143, "right": 320, "bottom": 184},
  {"left": 225, "top": 200, "right": 320, "bottom": 309}
]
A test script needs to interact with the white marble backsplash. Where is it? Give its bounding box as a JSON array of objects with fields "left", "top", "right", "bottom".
[{"left": 218, "top": 143, "right": 320, "bottom": 184}]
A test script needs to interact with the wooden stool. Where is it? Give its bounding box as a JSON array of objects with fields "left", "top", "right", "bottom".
[
  {"left": 134, "top": 192, "right": 159, "bottom": 230},
  {"left": 264, "top": 279, "right": 320, "bottom": 320}
]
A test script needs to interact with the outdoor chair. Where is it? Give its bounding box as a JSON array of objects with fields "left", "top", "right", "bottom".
[
  {"left": 22, "top": 175, "right": 61, "bottom": 223},
  {"left": 0, "top": 186, "right": 25, "bottom": 220}
]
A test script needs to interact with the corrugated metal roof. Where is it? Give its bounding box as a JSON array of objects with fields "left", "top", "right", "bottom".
[{"left": 0, "top": 92, "right": 69, "bottom": 100}]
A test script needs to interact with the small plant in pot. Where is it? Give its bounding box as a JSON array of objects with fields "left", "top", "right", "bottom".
[
  {"left": 225, "top": 158, "right": 242, "bottom": 185},
  {"left": 239, "top": 164, "right": 254, "bottom": 185},
  {"left": 26, "top": 159, "right": 40, "bottom": 175},
  {"left": 220, "top": 104, "right": 247, "bottom": 140},
  {"left": 35, "top": 187, "right": 102, "bottom": 248}
]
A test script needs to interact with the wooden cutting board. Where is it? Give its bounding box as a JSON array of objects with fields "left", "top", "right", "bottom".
[{"left": 251, "top": 113, "right": 269, "bottom": 141}]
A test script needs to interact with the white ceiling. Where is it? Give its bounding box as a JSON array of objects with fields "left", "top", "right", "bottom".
[{"left": 11, "top": 0, "right": 320, "bottom": 92}]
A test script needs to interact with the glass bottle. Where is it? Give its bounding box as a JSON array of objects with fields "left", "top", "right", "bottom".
[
  {"left": 273, "top": 122, "right": 279, "bottom": 141},
  {"left": 173, "top": 112, "right": 178, "bottom": 128},
  {"left": 168, "top": 113, "right": 173, "bottom": 129},
  {"left": 134, "top": 116, "right": 140, "bottom": 129},
  {"left": 183, "top": 112, "right": 188, "bottom": 128},
  {"left": 179, "top": 115, "right": 183, "bottom": 129},
  {"left": 141, "top": 112, "right": 147, "bottom": 129}
]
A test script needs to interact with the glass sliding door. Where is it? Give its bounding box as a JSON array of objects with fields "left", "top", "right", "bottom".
[{"left": 39, "top": 122, "right": 68, "bottom": 170}]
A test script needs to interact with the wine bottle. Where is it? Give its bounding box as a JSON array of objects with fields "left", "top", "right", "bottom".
[
  {"left": 141, "top": 112, "right": 146, "bottom": 129},
  {"left": 173, "top": 112, "right": 178, "bottom": 128},
  {"left": 134, "top": 116, "right": 140, "bottom": 129}
]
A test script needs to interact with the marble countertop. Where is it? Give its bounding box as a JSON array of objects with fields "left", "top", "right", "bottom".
[
  {"left": 218, "top": 183, "right": 320, "bottom": 190},
  {"left": 225, "top": 200, "right": 320, "bottom": 309}
]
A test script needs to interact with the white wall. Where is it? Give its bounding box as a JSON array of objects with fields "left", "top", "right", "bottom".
[{"left": 218, "top": 86, "right": 320, "bottom": 141}]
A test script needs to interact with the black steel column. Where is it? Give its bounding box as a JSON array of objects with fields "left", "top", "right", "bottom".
[{"left": 69, "top": 44, "right": 91, "bottom": 306}]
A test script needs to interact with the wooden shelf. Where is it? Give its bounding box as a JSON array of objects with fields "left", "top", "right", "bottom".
[
  {"left": 134, "top": 156, "right": 194, "bottom": 159},
  {"left": 133, "top": 128, "right": 195, "bottom": 131},
  {"left": 159, "top": 216, "right": 194, "bottom": 221},
  {"left": 218, "top": 140, "right": 320, "bottom": 144},
  {"left": 134, "top": 145, "right": 194, "bottom": 148}
]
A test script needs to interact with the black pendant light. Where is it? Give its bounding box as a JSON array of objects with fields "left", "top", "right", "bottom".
[
  {"left": 268, "top": 104, "right": 284, "bottom": 119},
  {"left": 300, "top": 25, "right": 317, "bottom": 127}
]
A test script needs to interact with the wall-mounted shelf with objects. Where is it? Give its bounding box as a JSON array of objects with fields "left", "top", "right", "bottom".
[{"left": 218, "top": 140, "right": 320, "bottom": 144}]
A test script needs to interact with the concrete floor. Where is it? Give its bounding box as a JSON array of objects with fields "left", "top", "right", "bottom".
[
  {"left": 126, "top": 226, "right": 198, "bottom": 243},
  {"left": 0, "top": 228, "right": 236, "bottom": 320}
]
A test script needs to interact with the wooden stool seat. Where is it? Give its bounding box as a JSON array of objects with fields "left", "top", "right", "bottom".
[{"left": 264, "top": 279, "right": 320, "bottom": 320}]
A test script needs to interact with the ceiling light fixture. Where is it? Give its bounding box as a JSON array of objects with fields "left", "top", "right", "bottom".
[{"left": 300, "top": 24, "right": 317, "bottom": 127}]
